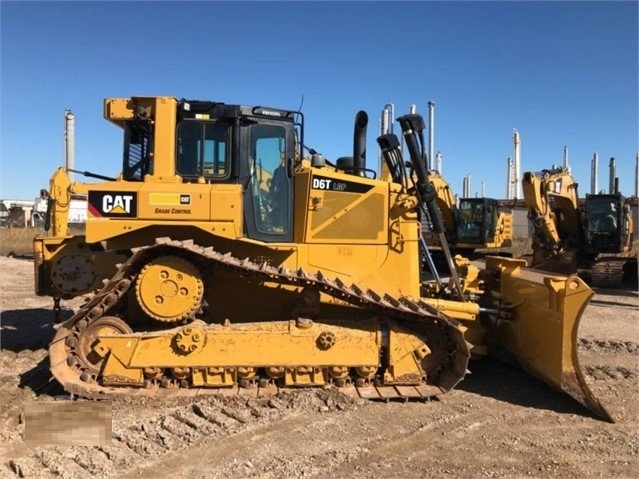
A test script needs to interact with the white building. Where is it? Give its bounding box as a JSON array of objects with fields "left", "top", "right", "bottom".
[{"left": 0, "top": 196, "right": 87, "bottom": 227}]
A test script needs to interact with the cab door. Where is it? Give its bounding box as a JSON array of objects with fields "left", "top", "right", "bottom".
[{"left": 242, "top": 120, "right": 295, "bottom": 242}]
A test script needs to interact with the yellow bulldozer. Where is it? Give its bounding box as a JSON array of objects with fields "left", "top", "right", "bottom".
[{"left": 34, "top": 96, "right": 610, "bottom": 421}]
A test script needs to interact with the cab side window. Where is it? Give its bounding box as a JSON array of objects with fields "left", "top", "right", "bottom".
[
  {"left": 177, "top": 121, "right": 229, "bottom": 180},
  {"left": 123, "top": 120, "right": 153, "bottom": 180}
]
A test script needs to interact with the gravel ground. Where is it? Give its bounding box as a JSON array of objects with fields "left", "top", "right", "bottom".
[{"left": 0, "top": 256, "right": 637, "bottom": 479}]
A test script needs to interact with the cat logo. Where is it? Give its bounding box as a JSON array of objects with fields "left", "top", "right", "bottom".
[{"left": 88, "top": 191, "right": 137, "bottom": 218}]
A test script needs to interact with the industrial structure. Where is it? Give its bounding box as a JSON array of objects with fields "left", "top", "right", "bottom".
[
  {"left": 64, "top": 109, "right": 75, "bottom": 182},
  {"left": 0, "top": 199, "right": 43, "bottom": 228},
  {"left": 591, "top": 152, "right": 599, "bottom": 195},
  {"left": 506, "top": 129, "right": 523, "bottom": 200},
  {"left": 0, "top": 196, "right": 87, "bottom": 228}
]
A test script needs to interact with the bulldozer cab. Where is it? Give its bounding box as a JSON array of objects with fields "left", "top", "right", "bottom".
[
  {"left": 583, "top": 194, "right": 626, "bottom": 253},
  {"left": 177, "top": 102, "right": 297, "bottom": 243},
  {"left": 115, "top": 99, "right": 299, "bottom": 243},
  {"left": 457, "top": 197, "right": 498, "bottom": 245}
]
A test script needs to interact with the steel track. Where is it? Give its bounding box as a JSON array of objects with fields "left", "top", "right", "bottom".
[{"left": 50, "top": 237, "right": 471, "bottom": 401}]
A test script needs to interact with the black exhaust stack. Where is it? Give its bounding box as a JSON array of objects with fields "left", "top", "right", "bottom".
[{"left": 353, "top": 111, "right": 368, "bottom": 177}]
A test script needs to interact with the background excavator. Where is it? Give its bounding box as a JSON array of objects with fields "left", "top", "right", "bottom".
[
  {"left": 34, "top": 96, "right": 611, "bottom": 421},
  {"left": 417, "top": 170, "right": 513, "bottom": 269},
  {"left": 522, "top": 167, "right": 637, "bottom": 288}
]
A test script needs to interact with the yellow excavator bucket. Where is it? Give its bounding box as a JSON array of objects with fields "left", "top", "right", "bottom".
[{"left": 482, "top": 256, "right": 613, "bottom": 422}]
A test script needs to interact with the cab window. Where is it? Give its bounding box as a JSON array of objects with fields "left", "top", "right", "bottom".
[
  {"left": 123, "top": 120, "right": 153, "bottom": 180},
  {"left": 588, "top": 199, "right": 618, "bottom": 233},
  {"left": 177, "top": 121, "right": 229, "bottom": 179}
]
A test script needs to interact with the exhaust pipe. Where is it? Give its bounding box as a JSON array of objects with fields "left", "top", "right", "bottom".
[
  {"left": 609, "top": 157, "right": 616, "bottom": 194},
  {"left": 591, "top": 151, "right": 599, "bottom": 195},
  {"left": 353, "top": 111, "right": 368, "bottom": 177}
]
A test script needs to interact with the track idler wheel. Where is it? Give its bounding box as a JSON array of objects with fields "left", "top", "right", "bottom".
[
  {"left": 76, "top": 316, "right": 133, "bottom": 375},
  {"left": 135, "top": 256, "right": 204, "bottom": 322}
]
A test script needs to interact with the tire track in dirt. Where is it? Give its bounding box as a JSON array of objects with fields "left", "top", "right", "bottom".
[
  {"left": 578, "top": 339, "right": 639, "bottom": 382},
  {"left": 121, "top": 398, "right": 468, "bottom": 479},
  {"left": 578, "top": 338, "right": 639, "bottom": 354},
  {"left": 8, "top": 348, "right": 629, "bottom": 479},
  {"left": 5, "top": 398, "right": 265, "bottom": 477},
  {"left": 3, "top": 388, "right": 361, "bottom": 478},
  {"left": 312, "top": 403, "right": 484, "bottom": 478},
  {"left": 584, "top": 365, "right": 636, "bottom": 380}
]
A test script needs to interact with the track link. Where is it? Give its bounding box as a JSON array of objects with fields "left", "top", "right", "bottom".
[
  {"left": 590, "top": 257, "right": 636, "bottom": 288},
  {"left": 50, "top": 238, "right": 470, "bottom": 401}
]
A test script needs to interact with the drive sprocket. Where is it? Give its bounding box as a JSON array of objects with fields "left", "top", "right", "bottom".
[{"left": 135, "top": 255, "right": 204, "bottom": 322}]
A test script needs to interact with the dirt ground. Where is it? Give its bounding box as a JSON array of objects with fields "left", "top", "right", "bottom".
[{"left": 0, "top": 256, "right": 637, "bottom": 479}]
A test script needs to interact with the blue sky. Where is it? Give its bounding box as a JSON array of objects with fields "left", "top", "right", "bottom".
[{"left": 1, "top": 1, "right": 637, "bottom": 200}]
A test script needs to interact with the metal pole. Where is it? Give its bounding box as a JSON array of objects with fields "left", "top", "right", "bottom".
[
  {"left": 609, "top": 157, "right": 616, "bottom": 194},
  {"left": 506, "top": 156, "right": 513, "bottom": 199},
  {"left": 591, "top": 151, "right": 599, "bottom": 195},
  {"left": 463, "top": 174, "right": 471, "bottom": 198},
  {"left": 379, "top": 104, "right": 394, "bottom": 175},
  {"left": 64, "top": 109, "right": 75, "bottom": 182},
  {"left": 428, "top": 101, "right": 435, "bottom": 171},
  {"left": 513, "top": 129, "right": 521, "bottom": 200}
]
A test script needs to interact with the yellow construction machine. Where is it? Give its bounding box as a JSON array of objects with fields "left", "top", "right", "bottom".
[
  {"left": 417, "top": 170, "right": 513, "bottom": 268},
  {"left": 34, "top": 97, "right": 610, "bottom": 421},
  {"left": 522, "top": 167, "right": 637, "bottom": 287}
]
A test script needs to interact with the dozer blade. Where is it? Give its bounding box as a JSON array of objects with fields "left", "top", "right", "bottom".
[{"left": 483, "top": 257, "right": 613, "bottom": 422}]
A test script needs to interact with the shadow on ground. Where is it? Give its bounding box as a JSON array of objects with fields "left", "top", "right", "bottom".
[
  {"left": 458, "top": 356, "right": 597, "bottom": 420},
  {"left": 19, "top": 355, "right": 66, "bottom": 397},
  {"left": 589, "top": 297, "right": 639, "bottom": 309},
  {"left": 1, "top": 307, "right": 75, "bottom": 397},
  {"left": 1, "top": 308, "right": 74, "bottom": 352},
  {"left": 592, "top": 282, "right": 639, "bottom": 295}
]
